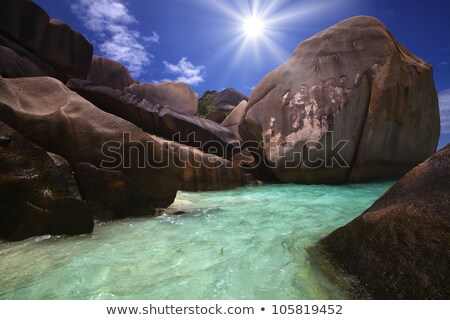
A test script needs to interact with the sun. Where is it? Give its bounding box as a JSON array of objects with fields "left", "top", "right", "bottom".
[{"left": 243, "top": 16, "right": 265, "bottom": 38}]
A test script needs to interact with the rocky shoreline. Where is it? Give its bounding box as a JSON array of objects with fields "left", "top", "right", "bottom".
[{"left": 0, "top": 0, "right": 447, "bottom": 299}]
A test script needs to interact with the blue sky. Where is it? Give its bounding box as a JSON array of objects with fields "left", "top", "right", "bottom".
[{"left": 34, "top": 0, "right": 450, "bottom": 148}]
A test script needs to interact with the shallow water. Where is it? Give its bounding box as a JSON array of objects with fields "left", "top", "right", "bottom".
[{"left": 0, "top": 182, "right": 393, "bottom": 300}]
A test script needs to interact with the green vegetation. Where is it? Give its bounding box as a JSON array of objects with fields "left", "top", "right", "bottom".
[{"left": 198, "top": 90, "right": 217, "bottom": 117}]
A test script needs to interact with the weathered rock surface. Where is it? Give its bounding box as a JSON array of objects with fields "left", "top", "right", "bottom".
[
  {"left": 239, "top": 16, "right": 440, "bottom": 184},
  {"left": 209, "top": 88, "right": 248, "bottom": 108},
  {"left": 0, "top": 76, "right": 183, "bottom": 208},
  {"left": 222, "top": 100, "right": 248, "bottom": 139},
  {"left": 38, "top": 19, "right": 93, "bottom": 76},
  {"left": 316, "top": 144, "right": 450, "bottom": 299},
  {"left": 74, "top": 163, "right": 156, "bottom": 221},
  {"left": 125, "top": 82, "right": 198, "bottom": 116},
  {"left": 67, "top": 79, "right": 242, "bottom": 159},
  {"left": 0, "top": 0, "right": 49, "bottom": 52},
  {"left": 0, "top": 121, "right": 93, "bottom": 241},
  {"left": 87, "top": 55, "right": 135, "bottom": 91}
]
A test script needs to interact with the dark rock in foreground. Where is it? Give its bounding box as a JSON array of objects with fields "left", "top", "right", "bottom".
[
  {"left": 315, "top": 144, "right": 450, "bottom": 299},
  {"left": 0, "top": 76, "right": 183, "bottom": 208},
  {"left": 75, "top": 163, "right": 156, "bottom": 221},
  {"left": 0, "top": 121, "right": 93, "bottom": 241},
  {"left": 239, "top": 16, "right": 440, "bottom": 184}
]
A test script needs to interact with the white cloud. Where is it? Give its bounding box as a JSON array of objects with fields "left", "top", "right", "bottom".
[
  {"left": 143, "top": 31, "right": 160, "bottom": 43},
  {"left": 162, "top": 57, "right": 205, "bottom": 86},
  {"left": 71, "top": 0, "right": 158, "bottom": 78},
  {"left": 439, "top": 89, "right": 450, "bottom": 134}
]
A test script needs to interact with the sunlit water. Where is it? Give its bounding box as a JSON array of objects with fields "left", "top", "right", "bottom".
[{"left": 0, "top": 182, "right": 393, "bottom": 300}]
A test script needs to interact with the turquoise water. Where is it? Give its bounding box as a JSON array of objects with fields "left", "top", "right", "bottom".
[{"left": 0, "top": 182, "right": 393, "bottom": 300}]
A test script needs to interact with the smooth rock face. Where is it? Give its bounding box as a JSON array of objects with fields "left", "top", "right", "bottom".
[
  {"left": 209, "top": 88, "right": 249, "bottom": 108},
  {"left": 317, "top": 144, "right": 450, "bottom": 299},
  {"left": 205, "top": 111, "right": 227, "bottom": 124},
  {"left": 239, "top": 16, "right": 440, "bottom": 183},
  {"left": 0, "top": 121, "right": 93, "bottom": 241},
  {"left": 87, "top": 56, "right": 135, "bottom": 91},
  {"left": 0, "top": 76, "right": 182, "bottom": 208},
  {"left": 126, "top": 82, "right": 198, "bottom": 116},
  {"left": 74, "top": 163, "right": 156, "bottom": 221},
  {"left": 221, "top": 100, "right": 248, "bottom": 139},
  {"left": 0, "top": 0, "right": 49, "bottom": 52},
  {"left": 67, "top": 79, "right": 241, "bottom": 160},
  {"left": 38, "top": 19, "right": 93, "bottom": 76}
]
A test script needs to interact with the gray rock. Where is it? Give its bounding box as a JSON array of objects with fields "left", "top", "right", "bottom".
[
  {"left": 239, "top": 16, "right": 440, "bottom": 184},
  {"left": 315, "top": 144, "right": 450, "bottom": 299}
]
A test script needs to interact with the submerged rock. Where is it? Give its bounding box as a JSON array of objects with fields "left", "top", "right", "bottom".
[
  {"left": 316, "top": 144, "right": 450, "bottom": 299},
  {"left": 0, "top": 121, "right": 93, "bottom": 241},
  {"left": 74, "top": 163, "right": 156, "bottom": 220},
  {"left": 239, "top": 16, "right": 440, "bottom": 184},
  {"left": 0, "top": 76, "right": 183, "bottom": 208}
]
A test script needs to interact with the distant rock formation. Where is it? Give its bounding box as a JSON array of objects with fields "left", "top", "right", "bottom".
[
  {"left": 239, "top": 16, "right": 440, "bottom": 184},
  {"left": 126, "top": 82, "right": 199, "bottom": 116},
  {"left": 67, "top": 79, "right": 241, "bottom": 160},
  {"left": 209, "top": 88, "right": 249, "bottom": 108},
  {"left": 315, "top": 144, "right": 450, "bottom": 299},
  {"left": 198, "top": 88, "right": 248, "bottom": 116},
  {"left": 0, "top": 121, "right": 93, "bottom": 241}
]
